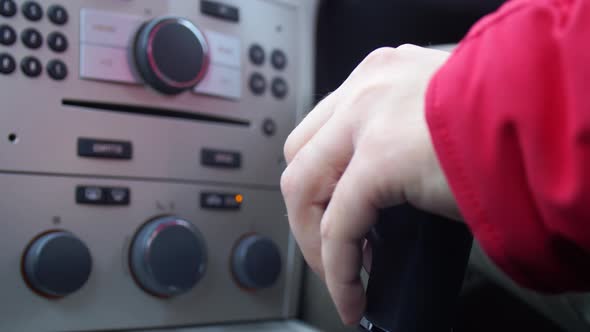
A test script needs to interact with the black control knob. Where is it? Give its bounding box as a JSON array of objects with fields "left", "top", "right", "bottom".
[
  {"left": 130, "top": 216, "right": 207, "bottom": 297},
  {"left": 134, "top": 17, "right": 209, "bottom": 95},
  {"left": 23, "top": 231, "right": 92, "bottom": 298},
  {"left": 232, "top": 234, "right": 281, "bottom": 290}
]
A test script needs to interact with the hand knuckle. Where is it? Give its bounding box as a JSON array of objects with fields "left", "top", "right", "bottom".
[
  {"left": 320, "top": 219, "right": 333, "bottom": 242},
  {"left": 283, "top": 135, "right": 298, "bottom": 163},
  {"left": 364, "top": 47, "right": 398, "bottom": 65},
  {"left": 280, "top": 167, "right": 300, "bottom": 198}
]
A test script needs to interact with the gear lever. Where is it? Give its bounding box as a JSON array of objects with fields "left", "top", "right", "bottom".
[{"left": 359, "top": 205, "right": 473, "bottom": 332}]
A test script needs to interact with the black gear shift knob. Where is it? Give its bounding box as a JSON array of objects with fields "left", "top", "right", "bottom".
[{"left": 360, "top": 205, "right": 473, "bottom": 332}]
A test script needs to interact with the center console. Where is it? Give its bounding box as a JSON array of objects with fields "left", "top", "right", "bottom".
[{"left": 0, "top": 0, "right": 319, "bottom": 331}]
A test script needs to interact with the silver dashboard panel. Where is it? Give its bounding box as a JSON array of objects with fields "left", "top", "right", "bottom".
[{"left": 0, "top": 0, "right": 319, "bottom": 331}]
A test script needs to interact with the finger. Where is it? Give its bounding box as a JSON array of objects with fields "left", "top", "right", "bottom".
[
  {"left": 281, "top": 116, "right": 354, "bottom": 278},
  {"left": 320, "top": 153, "right": 379, "bottom": 325},
  {"left": 284, "top": 92, "right": 337, "bottom": 164}
]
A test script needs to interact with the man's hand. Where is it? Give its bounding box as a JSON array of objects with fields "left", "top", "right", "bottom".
[{"left": 281, "top": 45, "right": 460, "bottom": 325}]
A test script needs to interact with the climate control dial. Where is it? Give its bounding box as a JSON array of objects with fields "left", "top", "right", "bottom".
[
  {"left": 130, "top": 216, "right": 207, "bottom": 297},
  {"left": 134, "top": 17, "right": 209, "bottom": 95},
  {"left": 23, "top": 231, "right": 92, "bottom": 298},
  {"left": 232, "top": 234, "right": 282, "bottom": 290}
]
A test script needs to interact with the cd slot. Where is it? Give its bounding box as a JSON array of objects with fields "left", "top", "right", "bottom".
[{"left": 62, "top": 99, "right": 250, "bottom": 127}]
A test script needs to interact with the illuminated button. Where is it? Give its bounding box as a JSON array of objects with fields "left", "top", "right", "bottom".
[
  {"left": 48, "top": 5, "right": 68, "bottom": 25},
  {"left": 77, "top": 138, "right": 133, "bottom": 159},
  {"left": 80, "top": 9, "right": 141, "bottom": 47},
  {"left": 80, "top": 44, "right": 138, "bottom": 84},
  {"left": 47, "top": 31, "right": 68, "bottom": 53},
  {"left": 22, "top": 1, "right": 42, "bottom": 22},
  {"left": 21, "top": 28, "right": 43, "bottom": 49},
  {"left": 0, "top": 25, "right": 16, "bottom": 46},
  {"left": 201, "top": 192, "right": 242, "bottom": 210},
  {"left": 201, "top": 148, "right": 241, "bottom": 169},
  {"left": 193, "top": 64, "right": 241, "bottom": 99},
  {"left": 21, "top": 56, "right": 42, "bottom": 77},
  {"left": 206, "top": 30, "right": 240, "bottom": 68}
]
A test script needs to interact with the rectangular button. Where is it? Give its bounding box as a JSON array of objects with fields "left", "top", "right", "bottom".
[
  {"left": 201, "top": 1, "right": 239, "bottom": 22},
  {"left": 76, "top": 186, "right": 105, "bottom": 205},
  {"left": 206, "top": 30, "right": 241, "bottom": 68},
  {"left": 80, "top": 44, "right": 138, "bottom": 84},
  {"left": 201, "top": 148, "right": 241, "bottom": 168},
  {"left": 105, "top": 187, "right": 131, "bottom": 205},
  {"left": 194, "top": 65, "right": 241, "bottom": 99},
  {"left": 78, "top": 138, "right": 133, "bottom": 160},
  {"left": 201, "top": 192, "right": 242, "bottom": 210},
  {"left": 80, "top": 9, "right": 142, "bottom": 47},
  {"left": 76, "top": 186, "right": 130, "bottom": 205}
]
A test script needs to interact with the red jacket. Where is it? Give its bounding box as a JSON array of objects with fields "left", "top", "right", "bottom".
[{"left": 426, "top": 0, "right": 590, "bottom": 291}]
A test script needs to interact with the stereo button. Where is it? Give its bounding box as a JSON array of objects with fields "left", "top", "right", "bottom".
[
  {"left": 249, "top": 44, "right": 265, "bottom": 66},
  {"left": 249, "top": 72, "right": 266, "bottom": 95},
  {"left": 21, "top": 28, "right": 43, "bottom": 49},
  {"left": 48, "top": 31, "right": 67, "bottom": 53},
  {"left": 0, "top": 0, "right": 16, "bottom": 17},
  {"left": 106, "top": 187, "right": 130, "bottom": 205},
  {"left": 48, "top": 5, "right": 68, "bottom": 25},
  {"left": 22, "top": 1, "right": 42, "bottom": 21},
  {"left": 76, "top": 186, "right": 104, "bottom": 204},
  {"left": 0, "top": 25, "right": 16, "bottom": 46},
  {"left": 193, "top": 64, "right": 241, "bottom": 99},
  {"left": 201, "top": 148, "right": 241, "bottom": 168},
  {"left": 271, "top": 49, "right": 287, "bottom": 70},
  {"left": 47, "top": 59, "right": 67, "bottom": 80},
  {"left": 201, "top": 192, "right": 243, "bottom": 210},
  {"left": 271, "top": 77, "right": 288, "bottom": 99},
  {"left": 80, "top": 44, "right": 138, "bottom": 84},
  {"left": 201, "top": 0, "right": 239, "bottom": 22},
  {"left": 21, "top": 56, "right": 42, "bottom": 77},
  {"left": 80, "top": 9, "right": 141, "bottom": 47},
  {"left": 78, "top": 138, "right": 133, "bottom": 159},
  {"left": 206, "top": 30, "right": 240, "bottom": 68},
  {"left": 0, "top": 53, "right": 15, "bottom": 74}
]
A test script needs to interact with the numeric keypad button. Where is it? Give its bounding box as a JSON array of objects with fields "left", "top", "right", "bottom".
[
  {"left": 21, "top": 28, "right": 43, "bottom": 49},
  {"left": 48, "top": 5, "right": 68, "bottom": 25},
  {"left": 0, "top": 0, "right": 17, "bottom": 18},
  {"left": 0, "top": 25, "right": 16, "bottom": 46},
  {"left": 22, "top": 1, "right": 42, "bottom": 21},
  {"left": 0, "top": 53, "right": 15, "bottom": 74},
  {"left": 47, "top": 31, "right": 67, "bottom": 53},
  {"left": 47, "top": 59, "right": 67, "bottom": 80},
  {"left": 21, "top": 56, "right": 42, "bottom": 77}
]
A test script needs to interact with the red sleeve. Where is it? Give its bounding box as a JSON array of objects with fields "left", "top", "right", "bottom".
[{"left": 426, "top": 0, "right": 590, "bottom": 292}]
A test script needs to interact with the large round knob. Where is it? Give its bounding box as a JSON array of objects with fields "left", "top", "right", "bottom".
[
  {"left": 130, "top": 216, "right": 207, "bottom": 297},
  {"left": 23, "top": 231, "right": 92, "bottom": 298},
  {"left": 134, "top": 17, "right": 209, "bottom": 95},
  {"left": 232, "top": 234, "right": 282, "bottom": 290}
]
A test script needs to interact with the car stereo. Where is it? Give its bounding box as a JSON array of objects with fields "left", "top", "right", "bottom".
[{"left": 0, "top": 0, "right": 318, "bottom": 331}]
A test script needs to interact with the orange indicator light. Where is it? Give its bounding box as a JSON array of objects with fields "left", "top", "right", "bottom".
[{"left": 235, "top": 194, "right": 244, "bottom": 203}]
